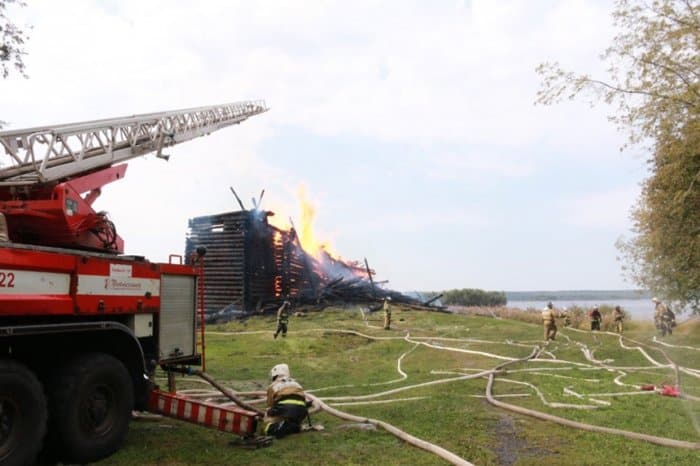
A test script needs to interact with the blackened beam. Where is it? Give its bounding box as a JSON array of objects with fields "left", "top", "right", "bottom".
[
  {"left": 422, "top": 294, "right": 443, "bottom": 306},
  {"left": 229, "top": 186, "right": 246, "bottom": 210},
  {"left": 364, "top": 257, "right": 376, "bottom": 299}
]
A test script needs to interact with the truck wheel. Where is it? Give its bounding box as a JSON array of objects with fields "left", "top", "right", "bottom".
[
  {"left": 49, "top": 353, "right": 133, "bottom": 464},
  {"left": 0, "top": 359, "right": 47, "bottom": 466}
]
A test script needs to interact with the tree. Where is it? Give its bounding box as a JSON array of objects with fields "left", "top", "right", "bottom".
[
  {"left": 537, "top": 0, "right": 699, "bottom": 313},
  {"left": 616, "top": 119, "right": 700, "bottom": 312},
  {"left": 1, "top": 0, "right": 29, "bottom": 128},
  {"left": 441, "top": 288, "right": 507, "bottom": 307}
]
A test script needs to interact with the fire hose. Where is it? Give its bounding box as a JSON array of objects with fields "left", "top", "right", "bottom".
[
  {"left": 304, "top": 392, "right": 474, "bottom": 466},
  {"left": 162, "top": 366, "right": 266, "bottom": 417},
  {"left": 192, "top": 370, "right": 266, "bottom": 416},
  {"left": 484, "top": 345, "right": 700, "bottom": 451},
  {"left": 201, "top": 325, "right": 700, "bottom": 458},
  {"left": 184, "top": 367, "right": 478, "bottom": 464},
  {"left": 209, "top": 386, "right": 476, "bottom": 466}
]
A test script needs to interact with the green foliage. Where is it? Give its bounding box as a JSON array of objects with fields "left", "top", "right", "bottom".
[
  {"left": 0, "top": 0, "right": 29, "bottom": 128},
  {"left": 537, "top": 0, "right": 699, "bottom": 313},
  {"left": 0, "top": 0, "right": 28, "bottom": 79},
  {"left": 618, "top": 119, "right": 700, "bottom": 313},
  {"left": 440, "top": 288, "right": 507, "bottom": 307}
]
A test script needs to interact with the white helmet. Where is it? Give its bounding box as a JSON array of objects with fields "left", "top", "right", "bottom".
[
  {"left": 652, "top": 297, "right": 659, "bottom": 303},
  {"left": 270, "top": 363, "right": 290, "bottom": 381}
]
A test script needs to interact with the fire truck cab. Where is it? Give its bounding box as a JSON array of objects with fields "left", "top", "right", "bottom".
[{"left": 0, "top": 102, "right": 266, "bottom": 465}]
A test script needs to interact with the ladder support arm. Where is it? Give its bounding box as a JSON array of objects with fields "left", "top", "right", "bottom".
[{"left": 0, "top": 101, "right": 268, "bottom": 185}]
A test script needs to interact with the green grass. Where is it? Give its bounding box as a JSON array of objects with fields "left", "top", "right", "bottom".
[{"left": 96, "top": 307, "right": 700, "bottom": 465}]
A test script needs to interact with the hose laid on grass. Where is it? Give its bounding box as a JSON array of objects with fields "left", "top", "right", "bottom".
[
  {"left": 652, "top": 336, "right": 700, "bottom": 352},
  {"left": 206, "top": 323, "right": 700, "bottom": 454},
  {"left": 320, "top": 367, "right": 498, "bottom": 402},
  {"left": 305, "top": 391, "right": 473, "bottom": 466},
  {"left": 484, "top": 348, "right": 700, "bottom": 451},
  {"left": 193, "top": 370, "right": 266, "bottom": 417},
  {"left": 186, "top": 368, "right": 479, "bottom": 464}
]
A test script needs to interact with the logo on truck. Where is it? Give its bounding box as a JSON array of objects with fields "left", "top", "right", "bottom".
[{"left": 104, "top": 278, "right": 142, "bottom": 291}]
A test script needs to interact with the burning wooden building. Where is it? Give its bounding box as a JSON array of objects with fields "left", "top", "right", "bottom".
[
  {"left": 185, "top": 209, "right": 316, "bottom": 316},
  {"left": 186, "top": 208, "right": 436, "bottom": 319}
]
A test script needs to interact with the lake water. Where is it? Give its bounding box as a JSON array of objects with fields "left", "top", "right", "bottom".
[{"left": 508, "top": 299, "right": 655, "bottom": 321}]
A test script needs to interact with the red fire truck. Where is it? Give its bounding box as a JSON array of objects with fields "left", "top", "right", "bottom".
[{"left": 0, "top": 102, "right": 267, "bottom": 465}]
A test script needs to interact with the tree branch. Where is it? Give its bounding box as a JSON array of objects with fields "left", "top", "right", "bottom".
[
  {"left": 583, "top": 77, "right": 698, "bottom": 108},
  {"left": 644, "top": 2, "right": 700, "bottom": 29},
  {"left": 627, "top": 52, "right": 700, "bottom": 99}
]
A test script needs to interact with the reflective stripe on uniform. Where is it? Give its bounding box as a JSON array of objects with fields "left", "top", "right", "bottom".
[{"left": 278, "top": 398, "right": 306, "bottom": 406}]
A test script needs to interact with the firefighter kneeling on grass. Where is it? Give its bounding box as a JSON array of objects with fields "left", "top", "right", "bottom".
[{"left": 264, "top": 363, "right": 309, "bottom": 438}]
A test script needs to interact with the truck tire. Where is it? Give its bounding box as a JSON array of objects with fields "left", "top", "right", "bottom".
[
  {"left": 49, "top": 353, "right": 133, "bottom": 464},
  {"left": 0, "top": 359, "right": 47, "bottom": 466}
]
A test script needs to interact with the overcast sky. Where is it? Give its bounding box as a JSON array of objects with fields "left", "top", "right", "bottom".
[{"left": 1, "top": 0, "right": 650, "bottom": 292}]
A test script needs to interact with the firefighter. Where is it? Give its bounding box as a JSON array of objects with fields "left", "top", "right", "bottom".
[
  {"left": 541, "top": 302, "right": 558, "bottom": 341},
  {"left": 612, "top": 305, "right": 624, "bottom": 334},
  {"left": 589, "top": 306, "right": 602, "bottom": 331},
  {"left": 661, "top": 306, "right": 676, "bottom": 336},
  {"left": 562, "top": 307, "right": 571, "bottom": 327},
  {"left": 274, "top": 300, "right": 291, "bottom": 339},
  {"left": 264, "top": 364, "right": 309, "bottom": 438},
  {"left": 653, "top": 297, "right": 670, "bottom": 336},
  {"left": 383, "top": 297, "right": 392, "bottom": 330}
]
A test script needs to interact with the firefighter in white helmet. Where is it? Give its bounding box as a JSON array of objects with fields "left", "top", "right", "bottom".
[{"left": 264, "top": 363, "right": 308, "bottom": 438}]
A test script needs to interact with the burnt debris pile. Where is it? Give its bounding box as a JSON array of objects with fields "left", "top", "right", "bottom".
[{"left": 185, "top": 209, "right": 445, "bottom": 321}]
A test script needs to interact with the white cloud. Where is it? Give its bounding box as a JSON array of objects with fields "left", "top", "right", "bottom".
[
  {"left": 559, "top": 186, "right": 640, "bottom": 229},
  {"left": 3, "top": 0, "right": 619, "bottom": 151},
  {"left": 0, "top": 1, "right": 642, "bottom": 289},
  {"left": 361, "top": 208, "right": 492, "bottom": 234},
  {"left": 423, "top": 152, "right": 536, "bottom": 180}
]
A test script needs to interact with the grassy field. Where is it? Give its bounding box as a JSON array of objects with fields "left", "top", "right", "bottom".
[{"left": 97, "top": 306, "right": 700, "bottom": 465}]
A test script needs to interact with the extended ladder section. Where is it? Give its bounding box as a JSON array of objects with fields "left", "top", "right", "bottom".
[{"left": 0, "top": 101, "right": 268, "bottom": 186}]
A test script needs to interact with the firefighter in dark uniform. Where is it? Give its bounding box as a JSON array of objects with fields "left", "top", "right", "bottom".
[
  {"left": 383, "top": 297, "right": 392, "bottom": 330},
  {"left": 264, "top": 364, "right": 308, "bottom": 438},
  {"left": 589, "top": 306, "right": 602, "bottom": 331},
  {"left": 274, "top": 300, "right": 290, "bottom": 339},
  {"left": 653, "top": 297, "right": 675, "bottom": 336},
  {"left": 662, "top": 307, "right": 676, "bottom": 336}
]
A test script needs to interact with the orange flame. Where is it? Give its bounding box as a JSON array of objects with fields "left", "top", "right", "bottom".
[
  {"left": 296, "top": 185, "right": 334, "bottom": 258},
  {"left": 266, "top": 208, "right": 291, "bottom": 230}
]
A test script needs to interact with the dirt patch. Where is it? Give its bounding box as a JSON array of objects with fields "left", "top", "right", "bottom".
[
  {"left": 493, "top": 415, "right": 553, "bottom": 465},
  {"left": 494, "top": 415, "right": 527, "bottom": 466}
]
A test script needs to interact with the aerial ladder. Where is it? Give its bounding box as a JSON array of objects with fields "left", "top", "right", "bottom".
[
  {"left": 0, "top": 101, "right": 268, "bottom": 252},
  {"left": 0, "top": 102, "right": 268, "bottom": 466}
]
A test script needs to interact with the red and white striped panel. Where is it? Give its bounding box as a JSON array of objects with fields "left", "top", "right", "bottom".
[{"left": 148, "top": 389, "right": 258, "bottom": 436}]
